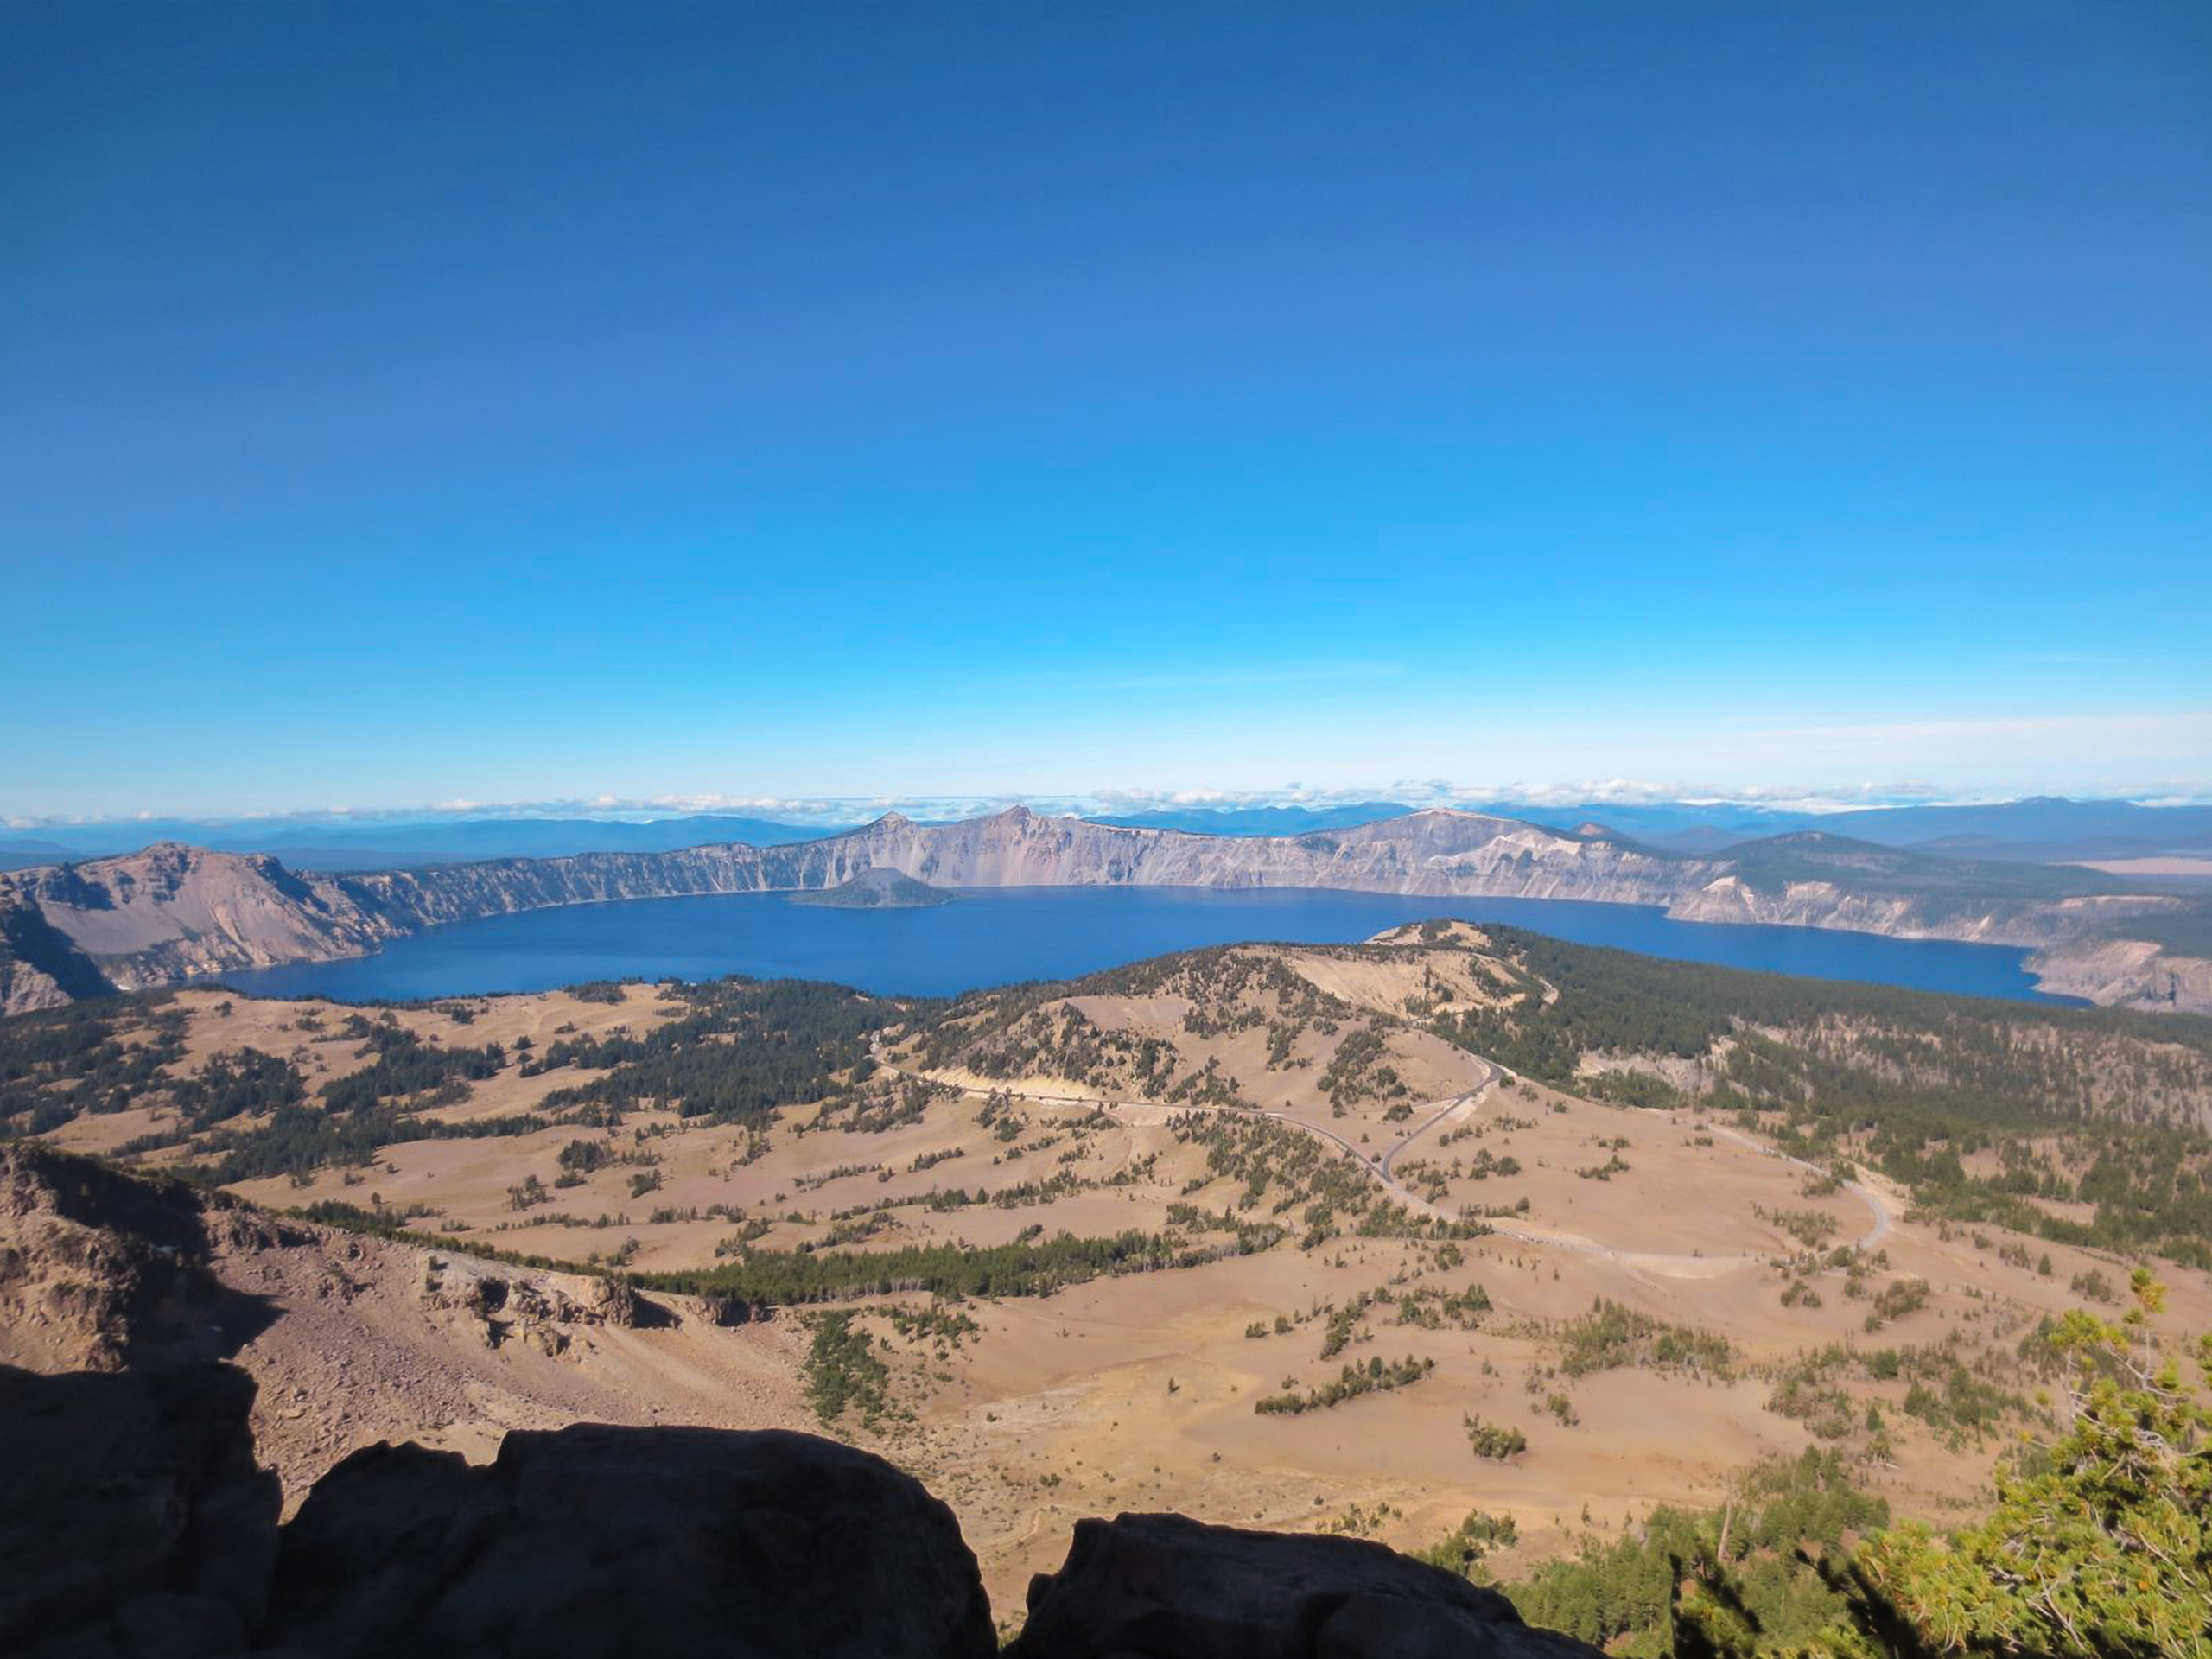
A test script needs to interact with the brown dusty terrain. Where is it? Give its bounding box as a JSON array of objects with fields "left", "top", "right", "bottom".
[
  {"left": 2074, "top": 856, "right": 2212, "bottom": 878},
  {"left": 16, "top": 952, "right": 2212, "bottom": 1616}
]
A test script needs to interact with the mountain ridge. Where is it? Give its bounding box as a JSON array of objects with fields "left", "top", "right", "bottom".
[
  {"left": 13, "top": 794, "right": 2212, "bottom": 873},
  {"left": 3, "top": 807, "right": 2208, "bottom": 1015}
]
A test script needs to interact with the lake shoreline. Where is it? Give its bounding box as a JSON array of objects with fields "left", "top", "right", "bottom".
[{"left": 213, "top": 885, "right": 2084, "bottom": 1008}]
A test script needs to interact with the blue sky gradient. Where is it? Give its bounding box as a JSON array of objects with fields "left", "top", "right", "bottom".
[{"left": 3, "top": 1, "right": 2208, "bottom": 821}]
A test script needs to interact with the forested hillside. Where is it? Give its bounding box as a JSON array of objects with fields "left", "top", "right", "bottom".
[
  {"left": 10, "top": 925, "right": 2212, "bottom": 1269},
  {"left": 5, "top": 928, "right": 2210, "bottom": 1656},
  {"left": 1428, "top": 925, "right": 2212, "bottom": 1264}
]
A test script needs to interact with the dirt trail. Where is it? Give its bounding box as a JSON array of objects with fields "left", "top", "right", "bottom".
[{"left": 874, "top": 1044, "right": 1892, "bottom": 1271}]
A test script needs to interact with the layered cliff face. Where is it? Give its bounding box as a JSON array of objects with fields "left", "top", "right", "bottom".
[
  {"left": 878, "top": 807, "right": 1700, "bottom": 903},
  {"left": 2, "top": 809, "right": 2206, "bottom": 1013},
  {"left": 2029, "top": 934, "right": 2212, "bottom": 1014},
  {"left": 1, "top": 898, "right": 115, "bottom": 1015},
  {"left": 338, "top": 807, "right": 1700, "bottom": 922},
  {"left": 0, "top": 844, "right": 399, "bottom": 1010}
]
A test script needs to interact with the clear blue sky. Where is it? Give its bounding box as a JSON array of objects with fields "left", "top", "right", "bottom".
[{"left": 3, "top": 1, "right": 2208, "bottom": 822}]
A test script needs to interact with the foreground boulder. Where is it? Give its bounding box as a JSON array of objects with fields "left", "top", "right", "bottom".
[
  {"left": 1007, "top": 1512, "right": 1602, "bottom": 1659},
  {"left": 264, "top": 1423, "right": 996, "bottom": 1659},
  {"left": 0, "top": 1363, "right": 280, "bottom": 1658}
]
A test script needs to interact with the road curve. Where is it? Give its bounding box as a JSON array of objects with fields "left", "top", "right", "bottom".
[{"left": 1704, "top": 1123, "right": 1893, "bottom": 1249}]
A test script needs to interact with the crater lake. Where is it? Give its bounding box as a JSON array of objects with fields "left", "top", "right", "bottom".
[{"left": 215, "top": 886, "right": 2083, "bottom": 1006}]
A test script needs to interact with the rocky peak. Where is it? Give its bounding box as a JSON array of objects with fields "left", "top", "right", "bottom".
[{"left": 0, "top": 1141, "right": 292, "bottom": 1374}]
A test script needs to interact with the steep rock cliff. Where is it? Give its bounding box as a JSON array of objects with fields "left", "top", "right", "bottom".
[
  {"left": 0, "top": 844, "right": 397, "bottom": 1002},
  {"left": 3, "top": 810, "right": 2206, "bottom": 1013}
]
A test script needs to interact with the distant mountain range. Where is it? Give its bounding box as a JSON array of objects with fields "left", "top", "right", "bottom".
[
  {"left": 3, "top": 805, "right": 2209, "bottom": 1018},
  {"left": 1508, "top": 798, "right": 2212, "bottom": 861},
  {"left": 10, "top": 794, "right": 2204, "bottom": 876},
  {"left": 1109, "top": 797, "right": 2212, "bottom": 863},
  {"left": 0, "top": 815, "right": 855, "bottom": 873},
  {"left": 1085, "top": 802, "right": 1419, "bottom": 836}
]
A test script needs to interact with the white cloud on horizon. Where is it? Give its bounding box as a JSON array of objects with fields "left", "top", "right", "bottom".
[{"left": 14, "top": 774, "right": 2212, "bottom": 834}]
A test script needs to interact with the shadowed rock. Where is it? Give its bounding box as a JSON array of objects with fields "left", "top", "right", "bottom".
[
  {"left": 0, "top": 1361, "right": 1607, "bottom": 1658},
  {"left": 264, "top": 1424, "right": 996, "bottom": 1659},
  {"left": 0, "top": 1150, "right": 1701, "bottom": 1657},
  {"left": 0, "top": 1141, "right": 287, "bottom": 1373},
  {"left": 0, "top": 1363, "right": 280, "bottom": 1658},
  {"left": 1006, "top": 1511, "right": 1604, "bottom": 1659}
]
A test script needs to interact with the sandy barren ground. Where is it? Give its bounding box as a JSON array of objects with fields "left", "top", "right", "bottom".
[
  {"left": 27, "top": 962, "right": 2212, "bottom": 1618},
  {"left": 206, "top": 1224, "right": 811, "bottom": 1510},
  {"left": 2072, "top": 856, "right": 2212, "bottom": 878}
]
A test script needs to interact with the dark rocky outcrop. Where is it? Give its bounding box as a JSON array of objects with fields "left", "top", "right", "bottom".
[
  {"left": 3, "top": 1371, "right": 996, "bottom": 1659},
  {"left": 264, "top": 1424, "right": 996, "bottom": 1659},
  {"left": 0, "top": 1150, "right": 1601, "bottom": 1657},
  {"left": 702, "top": 1288, "right": 759, "bottom": 1325},
  {"left": 1007, "top": 1512, "right": 1603, "bottom": 1659},
  {"left": 0, "top": 1140, "right": 285, "bottom": 1372},
  {"left": 0, "top": 1357, "right": 1608, "bottom": 1658},
  {"left": 0, "top": 1362, "right": 281, "bottom": 1658}
]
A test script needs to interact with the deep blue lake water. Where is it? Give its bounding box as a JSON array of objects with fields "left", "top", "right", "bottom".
[{"left": 216, "top": 887, "right": 2081, "bottom": 1006}]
